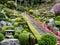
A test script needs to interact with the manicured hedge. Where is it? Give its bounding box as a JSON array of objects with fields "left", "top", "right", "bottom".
[
  {"left": 55, "top": 21, "right": 60, "bottom": 26},
  {"left": 2, "top": 26, "right": 14, "bottom": 34}
]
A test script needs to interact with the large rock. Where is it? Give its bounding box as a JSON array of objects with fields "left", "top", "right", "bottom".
[
  {"left": 50, "top": 3, "right": 60, "bottom": 14},
  {"left": 1, "top": 39, "right": 20, "bottom": 45}
]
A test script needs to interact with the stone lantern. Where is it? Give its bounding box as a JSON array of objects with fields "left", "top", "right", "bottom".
[{"left": 5, "top": 30, "right": 14, "bottom": 39}]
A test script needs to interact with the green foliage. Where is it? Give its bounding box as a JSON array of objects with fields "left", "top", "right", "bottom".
[
  {"left": 55, "top": 16, "right": 60, "bottom": 21},
  {"left": 15, "top": 18, "right": 22, "bottom": 22},
  {"left": 55, "top": 21, "right": 60, "bottom": 26},
  {"left": 29, "top": 33, "right": 36, "bottom": 45},
  {"left": 38, "top": 34, "right": 57, "bottom": 45},
  {"left": 19, "top": 31, "right": 29, "bottom": 45},
  {"left": 29, "top": 9, "right": 34, "bottom": 14},
  {"left": 0, "top": 12, "right": 5, "bottom": 20},
  {"left": 0, "top": 0, "right": 8, "bottom": 4},
  {"left": 6, "top": 1, "right": 17, "bottom": 9},
  {"left": 17, "top": 6, "right": 29, "bottom": 12},
  {"left": 5, "top": 19, "right": 12, "bottom": 22},
  {"left": 3, "top": 8, "right": 13, "bottom": 17},
  {"left": 0, "top": 4, "right": 5, "bottom": 10},
  {"left": 13, "top": 22, "right": 20, "bottom": 26},
  {"left": 14, "top": 30, "right": 21, "bottom": 39},
  {"left": 0, "top": 33, "right": 4, "bottom": 42},
  {"left": 2, "top": 26, "right": 14, "bottom": 34},
  {"left": 41, "top": 0, "right": 54, "bottom": 3}
]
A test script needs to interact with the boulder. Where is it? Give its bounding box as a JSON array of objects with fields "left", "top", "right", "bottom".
[
  {"left": 50, "top": 3, "right": 60, "bottom": 14},
  {"left": 1, "top": 39, "right": 20, "bottom": 45}
]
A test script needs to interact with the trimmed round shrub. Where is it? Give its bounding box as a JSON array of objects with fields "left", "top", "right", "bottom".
[
  {"left": 13, "top": 22, "right": 20, "bottom": 26},
  {"left": 29, "top": 9, "right": 34, "bottom": 14},
  {"left": 0, "top": 33, "right": 4, "bottom": 42},
  {"left": 38, "top": 34, "right": 57, "bottom": 45},
  {"left": 19, "top": 31, "right": 29, "bottom": 45},
  {"left": 55, "top": 21, "right": 60, "bottom": 26}
]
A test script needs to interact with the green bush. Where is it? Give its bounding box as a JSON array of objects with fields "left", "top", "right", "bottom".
[
  {"left": 0, "top": 4, "right": 5, "bottom": 10},
  {"left": 19, "top": 31, "right": 29, "bottom": 45},
  {"left": 6, "top": 1, "right": 17, "bottom": 9},
  {"left": 29, "top": 9, "right": 34, "bottom": 14},
  {"left": 0, "top": 12, "right": 5, "bottom": 20},
  {"left": 0, "top": 33, "right": 4, "bottom": 42},
  {"left": 2, "top": 26, "right": 14, "bottom": 34},
  {"left": 17, "top": 6, "right": 28, "bottom": 12},
  {"left": 38, "top": 34, "right": 57, "bottom": 45},
  {"left": 55, "top": 21, "right": 60, "bottom": 26},
  {"left": 3, "top": 8, "right": 14, "bottom": 17},
  {"left": 5, "top": 19, "right": 12, "bottom": 22},
  {"left": 13, "top": 22, "right": 20, "bottom": 26},
  {"left": 15, "top": 18, "right": 22, "bottom": 22},
  {"left": 41, "top": 0, "right": 54, "bottom": 3},
  {"left": 55, "top": 16, "right": 60, "bottom": 21}
]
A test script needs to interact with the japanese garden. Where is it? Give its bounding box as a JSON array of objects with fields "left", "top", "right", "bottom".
[{"left": 0, "top": 0, "right": 60, "bottom": 45}]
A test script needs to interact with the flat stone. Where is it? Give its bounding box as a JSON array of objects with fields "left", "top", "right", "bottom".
[{"left": 1, "top": 39, "right": 20, "bottom": 45}]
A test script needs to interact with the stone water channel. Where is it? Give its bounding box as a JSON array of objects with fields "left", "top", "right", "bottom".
[{"left": 22, "top": 12, "right": 45, "bottom": 35}]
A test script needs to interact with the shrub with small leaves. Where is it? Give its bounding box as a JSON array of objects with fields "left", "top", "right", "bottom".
[
  {"left": 38, "top": 34, "right": 57, "bottom": 45},
  {"left": 19, "top": 31, "right": 29, "bottom": 45}
]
